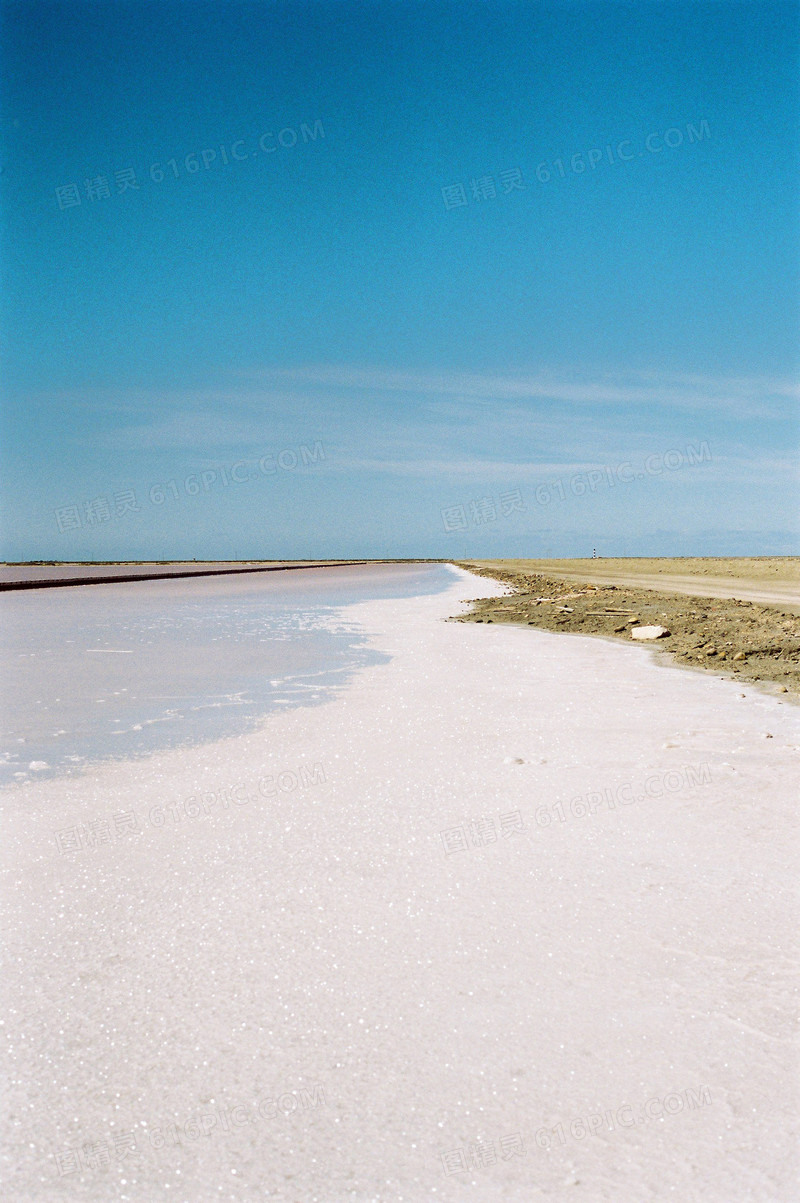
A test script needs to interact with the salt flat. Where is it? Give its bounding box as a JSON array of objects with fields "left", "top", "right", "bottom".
[
  {"left": 0, "top": 561, "right": 366, "bottom": 590},
  {"left": 2, "top": 566, "right": 798, "bottom": 1202}
]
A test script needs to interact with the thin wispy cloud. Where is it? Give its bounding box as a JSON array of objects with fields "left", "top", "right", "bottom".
[
  {"left": 244, "top": 364, "right": 799, "bottom": 417},
  {"left": 45, "top": 363, "right": 797, "bottom": 458}
]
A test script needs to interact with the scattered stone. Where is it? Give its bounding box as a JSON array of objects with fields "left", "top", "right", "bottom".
[
  {"left": 458, "top": 562, "right": 798, "bottom": 694},
  {"left": 631, "top": 625, "right": 670, "bottom": 641}
]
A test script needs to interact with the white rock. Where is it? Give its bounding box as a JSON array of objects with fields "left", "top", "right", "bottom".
[{"left": 630, "top": 625, "right": 670, "bottom": 640}]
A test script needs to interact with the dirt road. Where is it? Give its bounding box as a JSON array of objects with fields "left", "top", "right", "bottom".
[{"left": 468, "top": 558, "right": 800, "bottom": 611}]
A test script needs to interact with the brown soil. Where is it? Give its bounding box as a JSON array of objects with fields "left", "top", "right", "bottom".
[{"left": 451, "top": 559, "right": 800, "bottom": 697}]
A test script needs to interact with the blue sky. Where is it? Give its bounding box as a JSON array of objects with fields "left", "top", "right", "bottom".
[{"left": 1, "top": 0, "right": 798, "bottom": 560}]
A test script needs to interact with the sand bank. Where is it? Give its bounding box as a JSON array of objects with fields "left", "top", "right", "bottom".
[
  {"left": 459, "top": 560, "right": 800, "bottom": 694},
  {"left": 2, "top": 567, "right": 798, "bottom": 1201},
  {"left": 467, "top": 558, "right": 800, "bottom": 610}
]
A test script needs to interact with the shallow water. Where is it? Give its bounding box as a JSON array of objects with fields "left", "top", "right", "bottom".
[{"left": 0, "top": 562, "right": 457, "bottom": 785}]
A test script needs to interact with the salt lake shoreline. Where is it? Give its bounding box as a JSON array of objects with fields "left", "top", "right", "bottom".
[
  {"left": 455, "top": 558, "right": 800, "bottom": 697},
  {"left": 0, "top": 559, "right": 418, "bottom": 591},
  {"left": 2, "top": 565, "right": 798, "bottom": 1201}
]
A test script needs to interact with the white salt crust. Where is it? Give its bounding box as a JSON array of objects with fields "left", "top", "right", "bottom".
[{"left": 2, "top": 567, "right": 798, "bottom": 1202}]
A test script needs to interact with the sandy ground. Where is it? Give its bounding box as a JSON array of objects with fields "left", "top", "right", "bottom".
[
  {"left": 467, "top": 559, "right": 800, "bottom": 611},
  {"left": 459, "top": 560, "right": 800, "bottom": 695},
  {"left": 2, "top": 567, "right": 799, "bottom": 1202}
]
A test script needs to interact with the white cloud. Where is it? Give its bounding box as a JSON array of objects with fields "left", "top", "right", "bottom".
[{"left": 243, "top": 362, "right": 800, "bottom": 415}]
